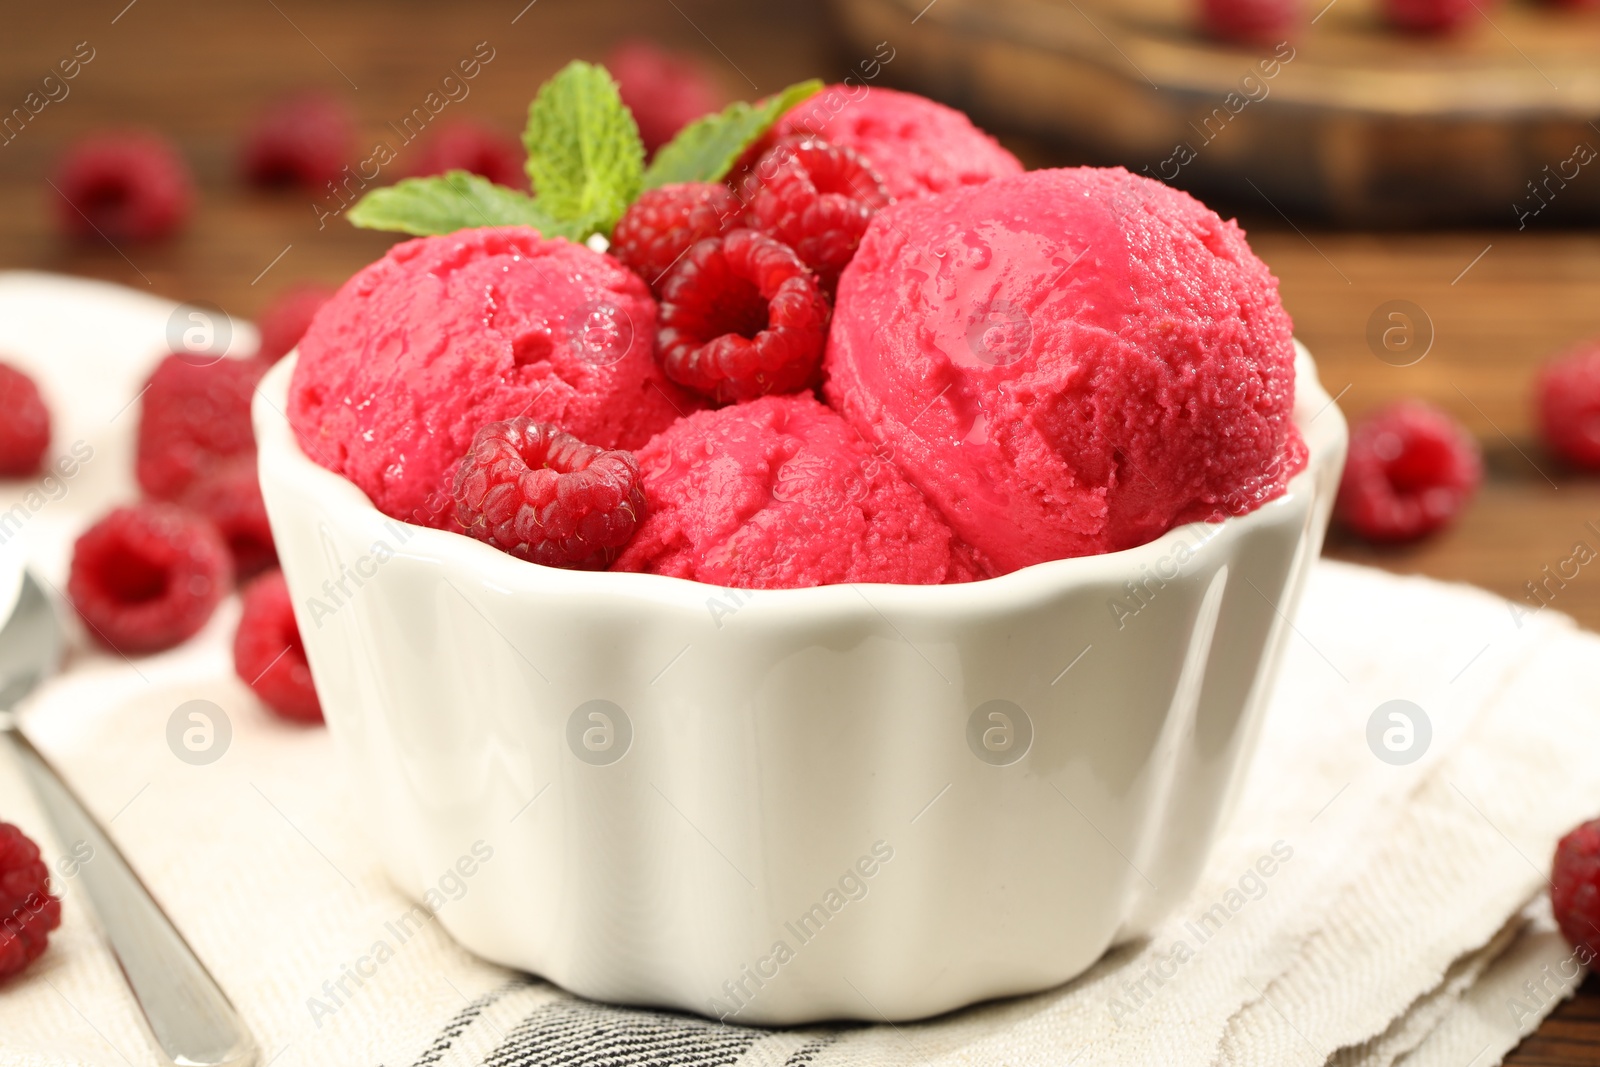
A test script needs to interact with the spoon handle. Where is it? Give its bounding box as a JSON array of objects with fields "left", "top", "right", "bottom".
[{"left": 4, "top": 728, "right": 257, "bottom": 1067}]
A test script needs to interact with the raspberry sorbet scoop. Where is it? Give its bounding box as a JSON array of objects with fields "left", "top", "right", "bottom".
[
  {"left": 288, "top": 227, "right": 692, "bottom": 529},
  {"left": 823, "top": 167, "right": 1305, "bottom": 575},
  {"left": 771, "top": 85, "right": 1023, "bottom": 201},
  {"left": 613, "top": 394, "right": 977, "bottom": 588}
]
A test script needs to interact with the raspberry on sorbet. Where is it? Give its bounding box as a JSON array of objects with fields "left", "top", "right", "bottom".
[
  {"left": 234, "top": 570, "right": 322, "bottom": 724},
  {"left": 656, "top": 229, "right": 830, "bottom": 404},
  {"left": 610, "top": 183, "right": 742, "bottom": 293},
  {"left": 1336, "top": 400, "right": 1482, "bottom": 543},
  {"left": 743, "top": 137, "right": 890, "bottom": 297},
  {"left": 68, "top": 503, "right": 233, "bottom": 655},
  {"left": 53, "top": 131, "right": 193, "bottom": 243},
  {"left": 0, "top": 821, "right": 61, "bottom": 983},
  {"left": 453, "top": 418, "right": 645, "bottom": 569},
  {"left": 0, "top": 362, "right": 51, "bottom": 477}
]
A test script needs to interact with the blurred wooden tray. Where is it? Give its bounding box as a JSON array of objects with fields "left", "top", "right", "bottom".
[{"left": 830, "top": 0, "right": 1600, "bottom": 225}]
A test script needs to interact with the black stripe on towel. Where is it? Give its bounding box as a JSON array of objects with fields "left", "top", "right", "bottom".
[
  {"left": 411, "top": 978, "right": 533, "bottom": 1066},
  {"left": 781, "top": 1032, "right": 840, "bottom": 1066},
  {"left": 482, "top": 998, "right": 761, "bottom": 1067}
]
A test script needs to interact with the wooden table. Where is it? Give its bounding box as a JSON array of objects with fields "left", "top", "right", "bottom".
[{"left": 0, "top": 0, "right": 1595, "bottom": 1061}]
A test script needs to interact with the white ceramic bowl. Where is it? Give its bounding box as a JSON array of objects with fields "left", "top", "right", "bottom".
[{"left": 256, "top": 344, "right": 1345, "bottom": 1026}]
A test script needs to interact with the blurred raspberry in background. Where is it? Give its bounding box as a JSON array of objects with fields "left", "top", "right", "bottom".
[
  {"left": 241, "top": 92, "right": 356, "bottom": 190},
  {"left": 606, "top": 39, "right": 727, "bottom": 156},
  {"left": 53, "top": 131, "right": 193, "bottom": 242}
]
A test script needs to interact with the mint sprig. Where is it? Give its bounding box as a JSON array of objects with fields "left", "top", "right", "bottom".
[
  {"left": 346, "top": 64, "right": 821, "bottom": 243},
  {"left": 522, "top": 60, "right": 644, "bottom": 239},
  {"left": 644, "top": 79, "right": 823, "bottom": 189},
  {"left": 347, "top": 171, "right": 579, "bottom": 239}
]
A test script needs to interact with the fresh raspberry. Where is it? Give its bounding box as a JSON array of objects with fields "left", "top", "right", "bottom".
[
  {"left": 1537, "top": 343, "right": 1600, "bottom": 469},
  {"left": 452, "top": 418, "right": 645, "bottom": 569},
  {"left": 1198, "top": 0, "right": 1301, "bottom": 44},
  {"left": 610, "top": 182, "right": 742, "bottom": 292},
  {"left": 607, "top": 40, "right": 726, "bottom": 155},
  {"left": 136, "top": 354, "right": 265, "bottom": 500},
  {"left": 0, "top": 821, "right": 60, "bottom": 983},
  {"left": 401, "top": 120, "right": 527, "bottom": 190},
  {"left": 234, "top": 570, "right": 322, "bottom": 724},
  {"left": 1552, "top": 817, "right": 1600, "bottom": 959},
  {"left": 0, "top": 363, "right": 50, "bottom": 476},
  {"left": 1383, "top": 0, "right": 1492, "bottom": 32},
  {"left": 256, "top": 283, "right": 336, "bottom": 364},
  {"left": 53, "top": 131, "right": 193, "bottom": 242},
  {"left": 743, "top": 137, "right": 890, "bottom": 296},
  {"left": 68, "top": 503, "right": 232, "bottom": 655},
  {"left": 1336, "top": 400, "right": 1482, "bottom": 543},
  {"left": 180, "top": 456, "right": 276, "bottom": 578},
  {"left": 657, "top": 229, "right": 829, "bottom": 403},
  {"left": 241, "top": 92, "right": 355, "bottom": 189}
]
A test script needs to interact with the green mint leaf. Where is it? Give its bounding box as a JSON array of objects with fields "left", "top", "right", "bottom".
[
  {"left": 347, "top": 171, "right": 577, "bottom": 238},
  {"left": 521, "top": 60, "right": 644, "bottom": 238},
  {"left": 643, "top": 79, "right": 823, "bottom": 189}
]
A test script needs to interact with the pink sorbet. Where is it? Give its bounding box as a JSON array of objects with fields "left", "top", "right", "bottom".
[
  {"left": 289, "top": 227, "right": 693, "bottom": 529},
  {"left": 613, "top": 394, "right": 977, "bottom": 588},
  {"left": 772, "top": 84, "right": 1023, "bottom": 201},
  {"left": 823, "top": 167, "right": 1306, "bottom": 576}
]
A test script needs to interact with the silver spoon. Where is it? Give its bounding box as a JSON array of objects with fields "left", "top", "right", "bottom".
[{"left": 0, "top": 572, "right": 256, "bottom": 1067}]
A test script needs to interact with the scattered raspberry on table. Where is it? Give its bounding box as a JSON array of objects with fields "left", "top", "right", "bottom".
[
  {"left": 401, "top": 120, "right": 526, "bottom": 190},
  {"left": 180, "top": 455, "right": 277, "bottom": 578},
  {"left": 234, "top": 570, "right": 323, "bottom": 724},
  {"left": 53, "top": 131, "right": 193, "bottom": 243},
  {"left": 453, "top": 418, "right": 646, "bottom": 569},
  {"left": 0, "top": 363, "right": 51, "bottom": 477},
  {"left": 610, "top": 182, "right": 742, "bottom": 294},
  {"left": 1537, "top": 343, "right": 1600, "bottom": 470},
  {"left": 240, "top": 92, "right": 355, "bottom": 189},
  {"left": 1336, "top": 400, "right": 1482, "bottom": 543},
  {"left": 1383, "top": 0, "right": 1492, "bottom": 33},
  {"left": 1197, "top": 0, "right": 1301, "bottom": 44},
  {"left": 0, "top": 821, "right": 60, "bottom": 983},
  {"left": 656, "top": 229, "right": 830, "bottom": 404},
  {"left": 136, "top": 353, "right": 264, "bottom": 501},
  {"left": 743, "top": 137, "right": 891, "bottom": 297},
  {"left": 1552, "top": 817, "right": 1600, "bottom": 960},
  {"left": 256, "top": 283, "right": 336, "bottom": 365},
  {"left": 68, "top": 503, "right": 233, "bottom": 654},
  {"left": 606, "top": 39, "right": 726, "bottom": 156}
]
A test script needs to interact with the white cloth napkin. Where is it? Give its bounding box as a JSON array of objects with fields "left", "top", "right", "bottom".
[{"left": 0, "top": 271, "right": 1593, "bottom": 1067}]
